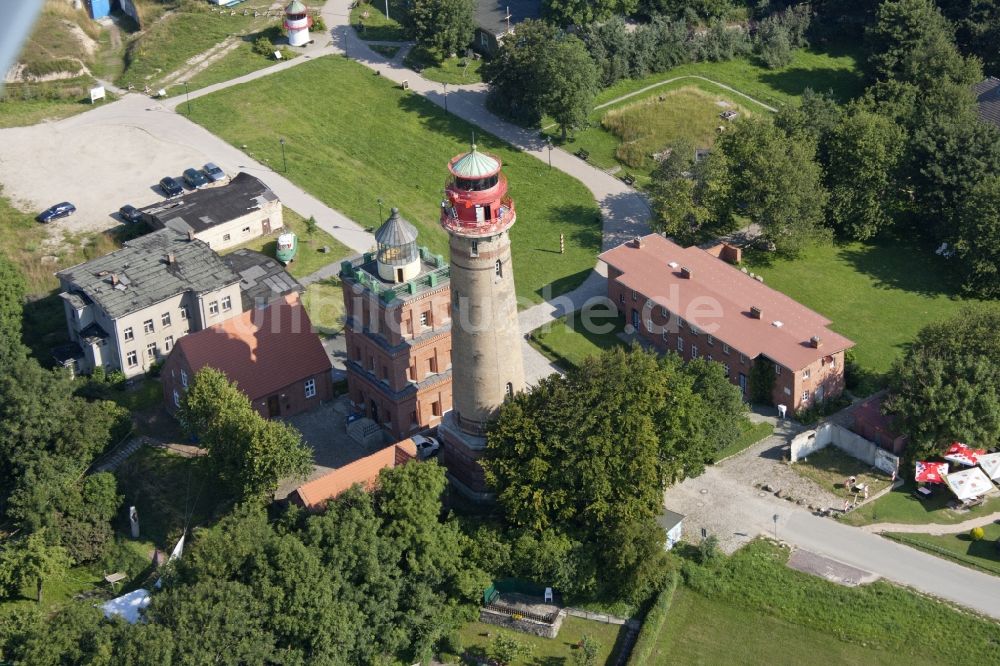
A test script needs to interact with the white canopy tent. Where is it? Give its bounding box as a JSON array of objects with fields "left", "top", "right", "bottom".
[
  {"left": 977, "top": 452, "right": 1000, "bottom": 481},
  {"left": 944, "top": 467, "right": 995, "bottom": 502},
  {"left": 101, "top": 588, "right": 150, "bottom": 624}
]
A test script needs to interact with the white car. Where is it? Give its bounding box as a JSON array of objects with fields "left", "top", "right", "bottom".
[{"left": 412, "top": 434, "right": 440, "bottom": 460}]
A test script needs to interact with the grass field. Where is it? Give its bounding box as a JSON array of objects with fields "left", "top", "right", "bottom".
[
  {"left": 887, "top": 525, "right": 1000, "bottom": 576},
  {"left": 0, "top": 78, "right": 113, "bottom": 129},
  {"left": 302, "top": 278, "right": 345, "bottom": 335},
  {"left": 743, "top": 234, "right": 982, "bottom": 382},
  {"left": 841, "top": 481, "right": 1000, "bottom": 527},
  {"left": 190, "top": 56, "right": 602, "bottom": 305},
  {"left": 167, "top": 39, "right": 296, "bottom": 97},
  {"left": 405, "top": 48, "right": 483, "bottom": 85},
  {"left": 453, "top": 616, "right": 625, "bottom": 665},
  {"left": 528, "top": 305, "right": 626, "bottom": 370},
  {"left": 792, "top": 446, "right": 893, "bottom": 500},
  {"left": 351, "top": 1, "right": 408, "bottom": 42},
  {"left": 594, "top": 45, "right": 866, "bottom": 111},
  {"left": 222, "top": 209, "right": 351, "bottom": 279},
  {"left": 657, "top": 587, "right": 909, "bottom": 665},
  {"left": 671, "top": 539, "right": 1000, "bottom": 664},
  {"left": 715, "top": 420, "right": 774, "bottom": 461}
]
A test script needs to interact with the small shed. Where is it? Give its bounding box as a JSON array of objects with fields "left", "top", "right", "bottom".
[
  {"left": 657, "top": 509, "right": 685, "bottom": 550},
  {"left": 86, "top": 0, "right": 112, "bottom": 19}
]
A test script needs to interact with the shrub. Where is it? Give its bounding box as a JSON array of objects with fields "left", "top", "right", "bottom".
[
  {"left": 489, "top": 633, "right": 532, "bottom": 666},
  {"left": 252, "top": 36, "right": 275, "bottom": 57},
  {"left": 628, "top": 570, "right": 680, "bottom": 665},
  {"left": 312, "top": 15, "right": 326, "bottom": 32},
  {"left": 698, "top": 535, "right": 720, "bottom": 564},
  {"left": 970, "top": 527, "right": 985, "bottom": 541}
]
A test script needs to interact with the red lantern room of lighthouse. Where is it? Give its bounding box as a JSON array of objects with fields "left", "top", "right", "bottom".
[{"left": 440, "top": 145, "right": 515, "bottom": 237}]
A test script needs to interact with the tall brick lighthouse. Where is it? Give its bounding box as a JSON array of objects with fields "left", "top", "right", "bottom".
[{"left": 438, "top": 145, "right": 525, "bottom": 501}]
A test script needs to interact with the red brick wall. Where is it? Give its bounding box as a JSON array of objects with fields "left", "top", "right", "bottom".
[{"left": 347, "top": 370, "right": 453, "bottom": 440}]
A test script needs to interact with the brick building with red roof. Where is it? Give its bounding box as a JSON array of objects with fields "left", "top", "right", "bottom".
[
  {"left": 599, "top": 234, "right": 854, "bottom": 412},
  {"left": 162, "top": 292, "right": 332, "bottom": 419}
]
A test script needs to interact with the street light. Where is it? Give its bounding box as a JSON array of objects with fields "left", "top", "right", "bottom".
[
  {"left": 384, "top": 0, "right": 389, "bottom": 20},
  {"left": 772, "top": 513, "right": 780, "bottom": 540},
  {"left": 377, "top": 197, "right": 384, "bottom": 223},
  {"left": 183, "top": 81, "right": 191, "bottom": 116},
  {"left": 279, "top": 138, "right": 287, "bottom": 173},
  {"left": 442, "top": 82, "right": 448, "bottom": 112},
  {"left": 547, "top": 137, "right": 553, "bottom": 169}
]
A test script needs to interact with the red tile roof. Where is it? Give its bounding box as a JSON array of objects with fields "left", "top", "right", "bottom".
[
  {"left": 599, "top": 235, "right": 854, "bottom": 370},
  {"left": 172, "top": 293, "right": 331, "bottom": 400},
  {"left": 291, "top": 439, "right": 417, "bottom": 510}
]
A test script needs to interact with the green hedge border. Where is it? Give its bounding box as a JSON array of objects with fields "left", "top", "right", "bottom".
[
  {"left": 883, "top": 533, "right": 1000, "bottom": 577},
  {"left": 628, "top": 570, "right": 680, "bottom": 665}
]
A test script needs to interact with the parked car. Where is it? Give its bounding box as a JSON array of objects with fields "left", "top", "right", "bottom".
[
  {"left": 412, "top": 434, "right": 440, "bottom": 460},
  {"left": 159, "top": 176, "right": 183, "bottom": 197},
  {"left": 203, "top": 162, "right": 226, "bottom": 182},
  {"left": 37, "top": 202, "right": 76, "bottom": 223},
  {"left": 118, "top": 204, "right": 143, "bottom": 224},
  {"left": 183, "top": 168, "right": 209, "bottom": 189}
]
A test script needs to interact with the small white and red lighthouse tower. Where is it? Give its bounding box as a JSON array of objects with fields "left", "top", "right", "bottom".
[
  {"left": 438, "top": 145, "right": 526, "bottom": 501},
  {"left": 284, "top": 0, "right": 312, "bottom": 47}
]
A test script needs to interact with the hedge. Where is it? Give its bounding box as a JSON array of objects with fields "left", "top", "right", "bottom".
[{"left": 628, "top": 569, "right": 680, "bottom": 665}]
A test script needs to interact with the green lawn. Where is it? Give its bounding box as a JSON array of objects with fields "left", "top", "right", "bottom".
[
  {"left": 887, "top": 525, "right": 1000, "bottom": 577},
  {"left": 594, "top": 45, "right": 866, "bottom": 111},
  {"left": 351, "top": 1, "right": 408, "bottom": 42},
  {"left": 715, "top": 420, "right": 774, "bottom": 461},
  {"left": 656, "top": 587, "right": 909, "bottom": 665},
  {"left": 222, "top": 209, "right": 351, "bottom": 279},
  {"left": 405, "top": 47, "right": 483, "bottom": 85},
  {"left": 744, "top": 234, "right": 982, "bottom": 382},
  {"left": 167, "top": 39, "right": 296, "bottom": 97},
  {"left": 117, "top": 5, "right": 270, "bottom": 88},
  {"left": 368, "top": 44, "right": 401, "bottom": 59},
  {"left": 453, "top": 616, "right": 625, "bottom": 665},
  {"left": 841, "top": 481, "right": 1000, "bottom": 527},
  {"left": 792, "top": 446, "right": 893, "bottom": 500},
  {"left": 672, "top": 539, "right": 1000, "bottom": 664},
  {"left": 528, "top": 306, "right": 626, "bottom": 370},
  {"left": 190, "top": 56, "right": 602, "bottom": 305},
  {"left": 302, "top": 278, "right": 345, "bottom": 335},
  {"left": 0, "top": 80, "right": 113, "bottom": 129}
]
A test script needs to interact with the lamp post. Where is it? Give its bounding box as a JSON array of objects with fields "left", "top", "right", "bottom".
[
  {"left": 279, "top": 138, "right": 287, "bottom": 173},
  {"left": 377, "top": 197, "right": 384, "bottom": 223},
  {"left": 384, "top": 0, "right": 389, "bottom": 19},
  {"left": 772, "top": 514, "right": 779, "bottom": 540},
  {"left": 547, "top": 137, "right": 553, "bottom": 169},
  {"left": 442, "top": 82, "right": 448, "bottom": 112},
  {"left": 183, "top": 81, "right": 191, "bottom": 116}
]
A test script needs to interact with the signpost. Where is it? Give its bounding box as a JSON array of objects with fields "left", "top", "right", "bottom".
[
  {"left": 89, "top": 86, "right": 105, "bottom": 104},
  {"left": 772, "top": 513, "right": 779, "bottom": 540}
]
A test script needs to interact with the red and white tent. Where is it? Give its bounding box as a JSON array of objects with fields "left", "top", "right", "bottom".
[
  {"left": 915, "top": 461, "right": 949, "bottom": 484},
  {"left": 943, "top": 442, "right": 986, "bottom": 467},
  {"left": 977, "top": 452, "right": 1000, "bottom": 481},
  {"left": 944, "top": 467, "right": 995, "bottom": 501}
]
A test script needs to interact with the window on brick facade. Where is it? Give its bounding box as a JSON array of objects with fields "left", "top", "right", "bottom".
[
  {"left": 662, "top": 330, "right": 668, "bottom": 342},
  {"left": 803, "top": 369, "right": 811, "bottom": 380},
  {"left": 143, "top": 319, "right": 154, "bottom": 334},
  {"left": 775, "top": 365, "right": 782, "bottom": 375},
  {"left": 419, "top": 312, "right": 429, "bottom": 328},
  {"left": 691, "top": 345, "right": 699, "bottom": 359},
  {"left": 123, "top": 327, "right": 134, "bottom": 341},
  {"left": 305, "top": 378, "right": 316, "bottom": 398},
  {"left": 677, "top": 337, "right": 684, "bottom": 352},
  {"left": 722, "top": 343, "right": 730, "bottom": 354},
  {"left": 661, "top": 307, "right": 669, "bottom": 317},
  {"left": 739, "top": 353, "right": 747, "bottom": 364},
  {"left": 619, "top": 292, "right": 625, "bottom": 304},
  {"left": 678, "top": 318, "right": 685, "bottom": 329},
  {"left": 707, "top": 335, "right": 714, "bottom": 346},
  {"left": 432, "top": 401, "right": 442, "bottom": 416},
  {"left": 723, "top": 363, "right": 730, "bottom": 377},
  {"left": 707, "top": 355, "right": 713, "bottom": 362},
  {"left": 801, "top": 390, "right": 810, "bottom": 403},
  {"left": 181, "top": 370, "right": 188, "bottom": 388},
  {"left": 173, "top": 390, "right": 180, "bottom": 408},
  {"left": 830, "top": 356, "right": 837, "bottom": 368},
  {"left": 645, "top": 318, "right": 653, "bottom": 332},
  {"left": 127, "top": 350, "right": 138, "bottom": 368},
  {"left": 631, "top": 290, "right": 637, "bottom": 301}
]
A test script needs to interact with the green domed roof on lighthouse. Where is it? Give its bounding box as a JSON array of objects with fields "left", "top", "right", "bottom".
[
  {"left": 449, "top": 145, "right": 501, "bottom": 179},
  {"left": 285, "top": 0, "right": 307, "bottom": 13}
]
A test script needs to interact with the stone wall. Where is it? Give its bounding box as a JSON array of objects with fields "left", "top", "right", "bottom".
[
  {"left": 478, "top": 608, "right": 565, "bottom": 639},
  {"left": 790, "top": 422, "right": 899, "bottom": 473}
]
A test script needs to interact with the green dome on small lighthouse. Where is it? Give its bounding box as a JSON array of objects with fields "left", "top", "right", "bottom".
[{"left": 449, "top": 145, "right": 501, "bottom": 179}]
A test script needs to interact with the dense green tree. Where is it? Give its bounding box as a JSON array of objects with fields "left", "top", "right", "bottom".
[
  {"left": 179, "top": 368, "right": 313, "bottom": 501},
  {"left": 545, "top": 34, "right": 599, "bottom": 140},
  {"left": 648, "top": 139, "right": 732, "bottom": 243},
  {"left": 639, "top": 0, "right": 736, "bottom": 20},
  {"left": 0, "top": 530, "right": 71, "bottom": 603},
  {"left": 886, "top": 306, "right": 1000, "bottom": 461},
  {"left": 543, "top": 0, "right": 638, "bottom": 26},
  {"left": 755, "top": 15, "right": 794, "bottom": 68},
  {"left": 0, "top": 256, "right": 25, "bottom": 348},
  {"left": 825, "top": 107, "right": 905, "bottom": 239},
  {"left": 952, "top": 175, "right": 1000, "bottom": 298},
  {"left": 748, "top": 357, "right": 776, "bottom": 405},
  {"left": 410, "top": 0, "right": 475, "bottom": 59},
  {"left": 713, "top": 117, "right": 831, "bottom": 255},
  {"left": 938, "top": 0, "right": 1000, "bottom": 72}
]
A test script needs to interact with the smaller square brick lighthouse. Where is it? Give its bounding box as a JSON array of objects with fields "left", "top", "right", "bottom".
[
  {"left": 341, "top": 208, "right": 454, "bottom": 440},
  {"left": 437, "top": 145, "right": 526, "bottom": 502}
]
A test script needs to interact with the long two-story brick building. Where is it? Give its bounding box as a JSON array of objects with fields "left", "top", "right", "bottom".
[{"left": 599, "top": 234, "right": 854, "bottom": 412}]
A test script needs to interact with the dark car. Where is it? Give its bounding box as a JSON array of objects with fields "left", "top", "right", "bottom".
[
  {"left": 37, "top": 202, "right": 76, "bottom": 223},
  {"left": 119, "top": 204, "right": 143, "bottom": 224},
  {"left": 183, "top": 168, "right": 209, "bottom": 189},
  {"left": 160, "top": 176, "right": 183, "bottom": 197},
  {"left": 203, "top": 162, "right": 226, "bottom": 182}
]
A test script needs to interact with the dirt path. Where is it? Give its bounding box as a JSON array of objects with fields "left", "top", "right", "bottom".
[
  {"left": 593, "top": 74, "right": 779, "bottom": 113},
  {"left": 863, "top": 511, "right": 1000, "bottom": 535},
  {"left": 158, "top": 38, "right": 242, "bottom": 89}
]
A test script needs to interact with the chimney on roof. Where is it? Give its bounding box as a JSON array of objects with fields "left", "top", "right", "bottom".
[
  {"left": 750, "top": 306, "right": 762, "bottom": 319},
  {"left": 166, "top": 252, "right": 176, "bottom": 265},
  {"left": 633, "top": 236, "right": 644, "bottom": 248},
  {"left": 187, "top": 230, "right": 195, "bottom": 241},
  {"left": 110, "top": 273, "right": 119, "bottom": 286},
  {"left": 680, "top": 266, "right": 692, "bottom": 279},
  {"left": 811, "top": 335, "right": 822, "bottom": 349}
]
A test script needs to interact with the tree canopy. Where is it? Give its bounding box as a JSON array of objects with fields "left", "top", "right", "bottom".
[{"left": 410, "top": 0, "right": 475, "bottom": 60}]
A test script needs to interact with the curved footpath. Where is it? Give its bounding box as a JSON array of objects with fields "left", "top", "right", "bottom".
[{"left": 863, "top": 511, "right": 1000, "bottom": 535}]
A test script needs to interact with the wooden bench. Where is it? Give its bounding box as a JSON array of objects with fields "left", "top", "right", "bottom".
[
  {"left": 575, "top": 149, "right": 589, "bottom": 161},
  {"left": 622, "top": 173, "right": 636, "bottom": 186}
]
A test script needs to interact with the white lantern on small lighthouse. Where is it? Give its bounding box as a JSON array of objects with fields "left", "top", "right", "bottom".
[{"left": 284, "top": 0, "right": 312, "bottom": 47}]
